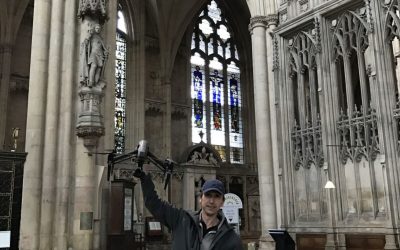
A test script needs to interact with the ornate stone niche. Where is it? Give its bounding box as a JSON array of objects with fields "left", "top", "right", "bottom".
[{"left": 183, "top": 142, "right": 222, "bottom": 167}]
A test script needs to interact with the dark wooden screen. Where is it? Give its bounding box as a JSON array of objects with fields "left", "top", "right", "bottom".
[{"left": 0, "top": 152, "right": 27, "bottom": 250}]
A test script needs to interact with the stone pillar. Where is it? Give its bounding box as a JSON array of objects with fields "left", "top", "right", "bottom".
[
  {"left": 0, "top": 44, "right": 13, "bottom": 150},
  {"left": 164, "top": 79, "right": 172, "bottom": 158},
  {"left": 73, "top": 1, "right": 110, "bottom": 249},
  {"left": 19, "top": 0, "right": 51, "bottom": 248},
  {"left": 265, "top": 13, "right": 281, "bottom": 229},
  {"left": 249, "top": 16, "right": 277, "bottom": 250},
  {"left": 38, "top": 0, "right": 65, "bottom": 248},
  {"left": 52, "top": 0, "right": 78, "bottom": 248}
]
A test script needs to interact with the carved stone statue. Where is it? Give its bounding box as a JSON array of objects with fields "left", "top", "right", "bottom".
[
  {"left": 188, "top": 147, "right": 218, "bottom": 166},
  {"left": 80, "top": 23, "right": 108, "bottom": 88}
]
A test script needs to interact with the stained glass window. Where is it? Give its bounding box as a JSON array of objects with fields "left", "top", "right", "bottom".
[
  {"left": 190, "top": 0, "right": 244, "bottom": 163},
  {"left": 115, "top": 9, "right": 127, "bottom": 153}
]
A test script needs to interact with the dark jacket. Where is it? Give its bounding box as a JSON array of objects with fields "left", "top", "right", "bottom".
[{"left": 140, "top": 173, "right": 243, "bottom": 250}]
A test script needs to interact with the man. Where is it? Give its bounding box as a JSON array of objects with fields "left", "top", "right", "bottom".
[{"left": 134, "top": 169, "right": 243, "bottom": 250}]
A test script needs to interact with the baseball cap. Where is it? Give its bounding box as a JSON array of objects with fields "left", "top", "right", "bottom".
[{"left": 201, "top": 179, "right": 225, "bottom": 195}]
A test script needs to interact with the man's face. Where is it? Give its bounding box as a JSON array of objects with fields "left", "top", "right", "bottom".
[{"left": 200, "top": 191, "right": 224, "bottom": 217}]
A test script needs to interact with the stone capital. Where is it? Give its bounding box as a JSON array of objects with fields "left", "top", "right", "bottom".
[
  {"left": 249, "top": 16, "right": 268, "bottom": 32},
  {"left": 266, "top": 14, "right": 279, "bottom": 28}
]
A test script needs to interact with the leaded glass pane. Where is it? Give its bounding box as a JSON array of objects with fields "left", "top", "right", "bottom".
[
  {"left": 208, "top": 0, "right": 222, "bottom": 23},
  {"left": 208, "top": 38, "right": 214, "bottom": 55},
  {"left": 228, "top": 63, "right": 243, "bottom": 163},
  {"left": 117, "top": 10, "right": 127, "bottom": 34},
  {"left": 191, "top": 52, "right": 205, "bottom": 66},
  {"left": 225, "top": 42, "right": 232, "bottom": 59},
  {"left": 214, "top": 145, "right": 226, "bottom": 162},
  {"left": 115, "top": 31, "right": 127, "bottom": 153},
  {"left": 209, "top": 57, "right": 223, "bottom": 70},
  {"left": 199, "top": 19, "right": 213, "bottom": 36},
  {"left": 192, "top": 64, "right": 207, "bottom": 143},
  {"left": 200, "top": 36, "right": 206, "bottom": 52},
  {"left": 210, "top": 70, "right": 225, "bottom": 146},
  {"left": 217, "top": 24, "right": 230, "bottom": 41},
  {"left": 217, "top": 40, "right": 223, "bottom": 57},
  {"left": 234, "top": 45, "right": 239, "bottom": 60},
  {"left": 191, "top": 34, "right": 196, "bottom": 50}
]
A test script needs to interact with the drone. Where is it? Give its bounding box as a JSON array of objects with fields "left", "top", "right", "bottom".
[{"left": 107, "top": 140, "right": 175, "bottom": 190}]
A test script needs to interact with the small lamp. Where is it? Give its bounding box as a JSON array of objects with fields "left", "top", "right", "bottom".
[{"left": 324, "top": 180, "right": 335, "bottom": 189}]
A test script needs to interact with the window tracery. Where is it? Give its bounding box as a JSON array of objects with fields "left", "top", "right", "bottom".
[
  {"left": 332, "top": 10, "right": 379, "bottom": 163},
  {"left": 289, "top": 31, "right": 323, "bottom": 169},
  {"left": 385, "top": 0, "right": 400, "bottom": 152},
  {"left": 191, "top": 0, "right": 244, "bottom": 163}
]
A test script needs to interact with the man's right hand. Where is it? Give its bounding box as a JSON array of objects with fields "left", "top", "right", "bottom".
[{"left": 133, "top": 168, "right": 145, "bottom": 179}]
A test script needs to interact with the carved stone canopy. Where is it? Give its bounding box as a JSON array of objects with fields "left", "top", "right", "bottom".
[
  {"left": 182, "top": 143, "right": 222, "bottom": 167},
  {"left": 77, "top": 0, "right": 108, "bottom": 23}
]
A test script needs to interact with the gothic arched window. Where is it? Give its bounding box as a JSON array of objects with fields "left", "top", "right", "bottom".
[
  {"left": 115, "top": 6, "right": 127, "bottom": 153},
  {"left": 333, "top": 11, "right": 379, "bottom": 163},
  {"left": 332, "top": 12, "right": 371, "bottom": 115},
  {"left": 289, "top": 31, "right": 323, "bottom": 169},
  {"left": 191, "top": 0, "right": 243, "bottom": 163}
]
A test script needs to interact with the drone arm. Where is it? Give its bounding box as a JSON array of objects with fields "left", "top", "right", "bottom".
[
  {"left": 112, "top": 150, "right": 138, "bottom": 164},
  {"left": 147, "top": 151, "right": 166, "bottom": 171}
]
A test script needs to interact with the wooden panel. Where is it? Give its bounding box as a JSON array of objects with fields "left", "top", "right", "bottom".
[
  {"left": 108, "top": 182, "right": 124, "bottom": 235},
  {"left": 346, "top": 234, "right": 385, "bottom": 250},
  {"left": 297, "top": 234, "right": 326, "bottom": 250}
]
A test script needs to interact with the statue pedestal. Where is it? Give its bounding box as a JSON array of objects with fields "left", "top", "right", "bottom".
[{"left": 76, "top": 85, "right": 105, "bottom": 148}]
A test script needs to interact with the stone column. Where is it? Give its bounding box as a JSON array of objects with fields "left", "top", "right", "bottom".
[
  {"left": 0, "top": 44, "right": 13, "bottom": 150},
  {"left": 249, "top": 16, "right": 277, "bottom": 250},
  {"left": 38, "top": 0, "right": 65, "bottom": 248},
  {"left": 19, "top": 0, "right": 51, "bottom": 249},
  {"left": 73, "top": 1, "right": 109, "bottom": 249},
  {"left": 52, "top": 0, "right": 77, "bottom": 248},
  {"left": 265, "top": 14, "right": 281, "bottom": 229}
]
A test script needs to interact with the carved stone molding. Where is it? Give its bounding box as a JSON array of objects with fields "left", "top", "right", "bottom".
[
  {"left": 337, "top": 107, "right": 380, "bottom": 163},
  {"left": 172, "top": 103, "right": 190, "bottom": 120},
  {"left": 279, "top": 9, "right": 288, "bottom": 23},
  {"left": 364, "top": 0, "right": 374, "bottom": 33},
  {"left": 266, "top": 14, "right": 279, "bottom": 28},
  {"left": 299, "top": 0, "right": 309, "bottom": 12},
  {"left": 292, "top": 120, "right": 324, "bottom": 170},
  {"left": 113, "top": 168, "right": 138, "bottom": 183},
  {"left": 188, "top": 146, "right": 220, "bottom": 167},
  {"left": 272, "top": 35, "right": 279, "bottom": 71},
  {"left": 77, "top": 0, "right": 108, "bottom": 23},
  {"left": 249, "top": 16, "right": 268, "bottom": 33},
  {"left": 76, "top": 86, "right": 105, "bottom": 148},
  {"left": 145, "top": 99, "right": 165, "bottom": 114},
  {"left": 313, "top": 17, "right": 322, "bottom": 53}
]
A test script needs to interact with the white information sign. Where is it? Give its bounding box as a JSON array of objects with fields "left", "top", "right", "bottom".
[
  {"left": 223, "top": 193, "right": 243, "bottom": 208},
  {"left": 0, "top": 231, "right": 11, "bottom": 248},
  {"left": 222, "top": 193, "right": 242, "bottom": 226},
  {"left": 222, "top": 207, "right": 239, "bottom": 224}
]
